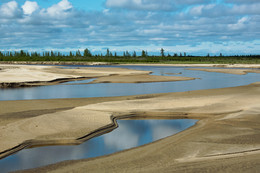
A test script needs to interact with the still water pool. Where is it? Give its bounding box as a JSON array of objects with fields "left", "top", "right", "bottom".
[{"left": 0, "top": 119, "right": 197, "bottom": 173}]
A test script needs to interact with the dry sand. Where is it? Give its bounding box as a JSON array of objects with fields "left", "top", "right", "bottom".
[
  {"left": 0, "top": 82, "right": 259, "bottom": 172},
  {"left": 0, "top": 65, "right": 195, "bottom": 88},
  {"left": 120, "top": 63, "right": 260, "bottom": 68},
  {"left": 0, "top": 64, "right": 260, "bottom": 172},
  {"left": 187, "top": 68, "right": 260, "bottom": 75},
  {"left": 89, "top": 74, "right": 195, "bottom": 83}
]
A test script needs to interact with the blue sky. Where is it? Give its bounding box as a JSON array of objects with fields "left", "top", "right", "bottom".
[{"left": 0, "top": 0, "right": 259, "bottom": 55}]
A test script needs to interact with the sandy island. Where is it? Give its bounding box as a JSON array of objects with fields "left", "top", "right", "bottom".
[
  {"left": 0, "top": 65, "right": 195, "bottom": 88},
  {"left": 0, "top": 64, "right": 259, "bottom": 172}
]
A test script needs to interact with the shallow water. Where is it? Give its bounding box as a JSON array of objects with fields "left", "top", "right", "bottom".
[
  {"left": 0, "top": 119, "right": 197, "bottom": 173},
  {"left": 0, "top": 66, "right": 259, "bottom": 101}
]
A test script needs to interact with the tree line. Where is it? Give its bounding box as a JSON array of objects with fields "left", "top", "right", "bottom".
[
  {"left": 0, "top": 48, "right": 259, "bottom": 63},
  {"left": 0, "top": 48, "right": 183, "bottom": 58}
]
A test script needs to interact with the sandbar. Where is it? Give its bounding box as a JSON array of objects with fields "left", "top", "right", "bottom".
[
  {"left": 0, "top": 65, "right": 195, "bottom": 88},
  {"left": 120, "top": 63, "right": 260, "bottom": 68},
  {"left": 0, "top": 82, "right": 259, "bottom": 172},
  {"left": 186, "top": 68, "right": 260, "bottom": 75}
]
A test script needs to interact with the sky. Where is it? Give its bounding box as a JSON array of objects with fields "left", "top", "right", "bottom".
[{"left": 0, "top": 0, "right": 259, "bottom": 55}]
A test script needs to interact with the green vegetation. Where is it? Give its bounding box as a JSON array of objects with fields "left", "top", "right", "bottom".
[{"left": 0, "top": 48, "right": 259, "bottom": 64}]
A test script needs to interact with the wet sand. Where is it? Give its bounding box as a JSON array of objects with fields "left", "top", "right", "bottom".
[{"left": 0, "top": 82, "right": 259, "bottom": 172}]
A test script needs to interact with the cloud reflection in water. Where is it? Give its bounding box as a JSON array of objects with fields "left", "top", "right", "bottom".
[{"left": 0, "top": 119, "right": 197, "bottom": 173}]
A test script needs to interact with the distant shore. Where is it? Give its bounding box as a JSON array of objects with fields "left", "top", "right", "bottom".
[{"left": 1, "top": 61, "right": 260, "bottom": 68}]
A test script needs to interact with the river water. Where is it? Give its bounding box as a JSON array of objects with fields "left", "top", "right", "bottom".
[
  {"left": 0, "top": 66, "right": 259, "bottom": 101},
  {"left": 0, "top": 119, "right": 197, "bottom": 172},
  {"left": 0, "top": 65, "right": 259, "bottom": 172}
]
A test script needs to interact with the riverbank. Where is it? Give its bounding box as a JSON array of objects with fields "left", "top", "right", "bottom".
[
  {"left": 0, "top": 82, "right": 259, "bottom": 172},
  {"left": 0, "top": 61, "right": 115, "bottom": 66},
  {"left": 0, "top": 65, "right": 195, "bottom": 88},
  {"left": 1, "top": 61, "right": 260, "bottom": 68}
]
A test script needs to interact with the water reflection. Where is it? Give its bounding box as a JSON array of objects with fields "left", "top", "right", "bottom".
[{"left": 0, "top": 119, "right": 197, "bottom": 173}]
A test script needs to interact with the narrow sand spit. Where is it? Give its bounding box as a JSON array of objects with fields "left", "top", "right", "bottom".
[
  {"left": 0, "top": 65, "right": 195, "bottom": 88},
  {"left": 0, "top": 82, "right": 259, "bottom": 172},
  {"left": 186, "top": 68, "right": 260, "bottom": 75},
  {"left": 89, "top": 74, "right": 194, "bottom": 83},
  {"left": 120, "top": 63, "right": 260, "bottom": 68}
]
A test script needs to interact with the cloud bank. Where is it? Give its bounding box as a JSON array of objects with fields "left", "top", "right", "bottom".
[{"left": 0, "top": 0, "right": 259, "bottom": 55}]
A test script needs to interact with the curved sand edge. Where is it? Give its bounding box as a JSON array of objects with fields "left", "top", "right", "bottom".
[
  {"left": 0, "top": 114, "right": 135, "bottom": 160},
  {"left": 0, "top": 82, "right": 259, "bottom": 172}
]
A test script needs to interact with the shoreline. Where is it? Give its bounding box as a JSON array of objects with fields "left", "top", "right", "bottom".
[
  {"left": 0, "top": 82, "right": 259, "bottom": 172},
  {"left": 0, "top": 61, "right": 115, "bottom": 66},
  {"left": 1, "top": 61, "right": 260, "bottom": 68}
]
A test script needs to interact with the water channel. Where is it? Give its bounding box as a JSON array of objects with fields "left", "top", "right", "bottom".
[
  {"left": 0, "top": 66, "right": 259, "bottom": 101},
  {"left": 0, "top": 65, "right": 260, "bottom": 172},
  {"left": 0, "top": 119, "right": 197, "bottom": 172}
]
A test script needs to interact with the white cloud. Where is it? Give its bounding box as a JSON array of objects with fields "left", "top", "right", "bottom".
[
  {"left": 22, "top": 1, "right": 39, "bottom": 15},
  {"left": 46, "top": 0, "right": 73, "bottom": 17},
  {"left": 0, "top": 0, "right": 259, "bottom": 55},
  {"left": 226, "top": 0, "right": 260, "bottom": 4},
  {"left": 0, "top": 1, "right": 21, "bottom": 18},
  {"left": 105, "top": 0, "right": 208, "bottom": 11},
  {"left": 106, "top": 0, "right": 175, "bottom": 11},
  {"left": 228, "top": 17, "right": 248, "bottom": 30},
  {"left": 231, "top": 3, "right": 260, "bottom": 15}
]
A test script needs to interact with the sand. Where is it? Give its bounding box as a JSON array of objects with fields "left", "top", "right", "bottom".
[
  {"left": 120, "top": 63, "right": 260, "bottom": 68},
  {"left": 89, "top": 74, "right": 195, "bottom": 83},
  {"left": 0, "top": 64, "right": 259, "bottom": 172},
  {"left": 0, "top": 65, "right": 195, "bottom": 88},
  {"left": 186, "top": 68, "right": 260, "bottom": 75},
  {"left": 0, "top": 82, "right": 259, "bottom": 172}
]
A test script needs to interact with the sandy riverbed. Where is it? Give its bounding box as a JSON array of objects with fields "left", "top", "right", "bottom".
[
  {"left": 0, "top": 64, "right": 259, "bottom": 172},
  {"left": 0, "top": 82, "right": 259, "bottom": 172}
]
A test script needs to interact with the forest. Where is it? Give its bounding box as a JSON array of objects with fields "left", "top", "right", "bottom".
[{"left": 0, "top": 48, "right": 259, "bottom": 64}]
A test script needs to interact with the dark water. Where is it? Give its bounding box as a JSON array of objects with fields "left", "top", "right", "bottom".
[
  {"left": 0, "top": 119, "right": 197, "bottom": 173},
  {"left": 0, "top": 66, "right": 259, "bottom": 101}
]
